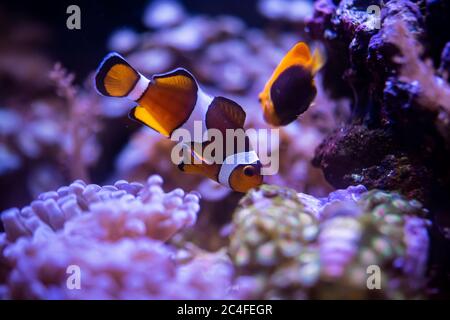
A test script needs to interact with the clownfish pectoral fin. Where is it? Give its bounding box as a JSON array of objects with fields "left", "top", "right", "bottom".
[
  {"left": 205, "top": 96, "right": 246, "bottom": 133},
  {"left": 95, "top": 52, "right": 147, "bottom": 99},
  {"left": 189, "top": 142, "right": 215, "bottom": 165},
  {"left": 177, "top": 150, "right": 218, "bottom": 181},
  {"left": 177, "top": 161, "right": 214, "bottom": 179}
]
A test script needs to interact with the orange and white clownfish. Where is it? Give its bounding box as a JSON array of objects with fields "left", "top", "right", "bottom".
[
  {"left": 259, "top": 42, "right": 325, "bottom": 127},
  {"left": 94, "top": 52, "right": 263, "bottom": 193}
]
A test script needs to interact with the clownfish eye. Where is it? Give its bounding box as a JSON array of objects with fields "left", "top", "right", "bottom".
[{"left": 243, "top": 165, "right": 256, "bottom": 177}]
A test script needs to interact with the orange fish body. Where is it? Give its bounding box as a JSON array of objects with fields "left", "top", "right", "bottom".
[
  {"left": 95, "top": 53, "right": 263, "bottom": 193},
  {"left": 259, "top": 42, "right": 324, "bottom": 126}
]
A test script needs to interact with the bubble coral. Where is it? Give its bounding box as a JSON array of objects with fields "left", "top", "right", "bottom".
[
  {"left": 229, "top": 184, "right": 430, "bottom": 299},
  {"left": 0, "top": 175, "right": 250, "bottom": 299}
]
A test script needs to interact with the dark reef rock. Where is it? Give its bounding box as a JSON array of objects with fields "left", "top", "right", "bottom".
[
  {"left": 307, "top": 0, "right": 450, "bottom": 297},
  {"left": 307, "top": 0, "right": 450, "bottom": 205},
  {"left": 313, "top": 125, "right": 396, "bottom": 187},
  {"left": 313, "top": 125, "right": 433, "bottom": 202}
]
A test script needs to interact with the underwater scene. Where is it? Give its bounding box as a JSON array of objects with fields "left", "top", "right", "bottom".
[{"left": 0, "top": 0, "right": 449, "bottom": 300}]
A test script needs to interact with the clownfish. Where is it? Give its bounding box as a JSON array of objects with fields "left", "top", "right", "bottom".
[
  {"left": 95, "top": 52, "right": 263, "bottom": 193},
  {"left": 259, "top": 42, "right": 325, "bottom": 127}
]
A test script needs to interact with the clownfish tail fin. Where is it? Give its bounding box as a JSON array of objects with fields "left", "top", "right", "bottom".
[
  {"left": 95, "top": 52, "right": 148, "bottom": 100},
  {"left": 310, "top": 47, "right": 326, "bottom": 75}
]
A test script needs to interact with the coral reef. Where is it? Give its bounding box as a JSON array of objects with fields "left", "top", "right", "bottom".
[
  {"left": 0, "top": 0, "right": 347, "bottom": 243},
  {"left": 229, "top": 184, "right": 430, "bottom": 299},
  {"left": 305, "top": 0, "right": 450, "bottom": 297},
  {"left": 1, "top": 177, "right": 431, "bottom": 300},
  {"left": 1, "top": 0, "right": 449, "bottom": 299},
  {"left": 307, "top": 0, "right": 450, "bottom": 205},
  {"left": 0, "top": 175, "right": 250, "bottom": 299}
]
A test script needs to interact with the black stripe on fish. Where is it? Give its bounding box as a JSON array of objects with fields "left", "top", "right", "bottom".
[{"left": 270, "top": 65, "right": 317, "bottom": 126}]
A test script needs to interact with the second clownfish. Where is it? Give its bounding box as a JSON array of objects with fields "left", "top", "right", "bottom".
[
  {"left": 94, "top": 53, "right": 263, "bottom": 193},
  {"left": 259, "top": 42, "right": 325, "bottom": 127}
]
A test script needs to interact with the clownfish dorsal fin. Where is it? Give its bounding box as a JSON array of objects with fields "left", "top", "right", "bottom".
[
  {"left": 205, "top": 97, "right": 246, "bottom": 134},
  {"left": 152, "top": 68, "right": 198, "bottom": 93},
  {"left": 128, "top": 68, "right": 199, "bottom": 137}
]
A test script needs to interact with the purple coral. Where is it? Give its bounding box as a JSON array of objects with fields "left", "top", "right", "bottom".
[
  {"left": 2, "top": 175, "right": 199, "bottom": 242},
  {"left": 0, "top": 175, "right": 249, "bottom": 299}
]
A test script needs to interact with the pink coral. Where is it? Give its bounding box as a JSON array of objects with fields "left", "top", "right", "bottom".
[{"left": 0, "top": 175, "right": 249, "bottom": 299}]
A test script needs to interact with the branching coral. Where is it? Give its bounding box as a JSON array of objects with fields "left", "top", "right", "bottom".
[
  {"left": 0, "top": 175, "right": 250, "bottom": 299},
  {"left": 229, "top": 184, "right": 430, "bottom": 299},
  {"left": 0, "top": 63, "right": 103, "bottom": 211},
  {"left": 49, "top": 63, "right": 103, "bottom": 182}
]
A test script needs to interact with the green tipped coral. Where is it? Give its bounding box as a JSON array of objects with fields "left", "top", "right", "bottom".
[
  {"left": 229, "top": 185, "right": 430, "bottom": 299},
  {"left": 229, "top": 184, "right": 318, "bottom": 269}
]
